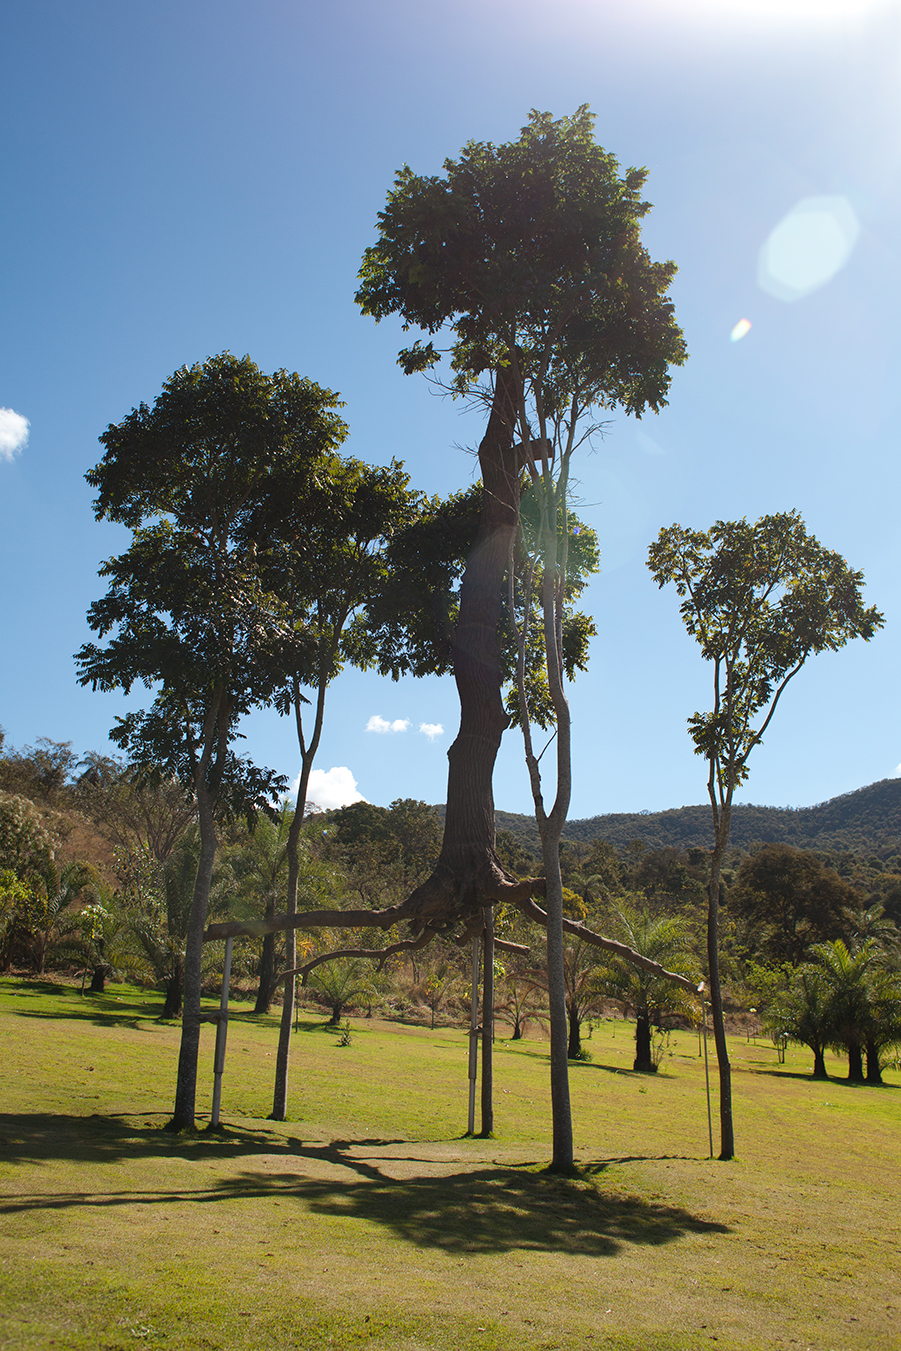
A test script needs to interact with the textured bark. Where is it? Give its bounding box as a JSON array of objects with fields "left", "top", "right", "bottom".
[{"left": 399, "top": 362, "right": 526, "bottom": 937}]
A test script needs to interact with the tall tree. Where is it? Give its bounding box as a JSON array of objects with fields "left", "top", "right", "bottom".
[
  {"left": 355, "top": 106, "right": 685, "bottom": 941},
  {"left": 357, "top": 108, "right": 685, "bottom": 1169},
  {"left": 76, "top": 352, "right": 347, "bottom": 1129},
  {"left": 648, "top": 511, "right": 883, "bottom": 1158}
]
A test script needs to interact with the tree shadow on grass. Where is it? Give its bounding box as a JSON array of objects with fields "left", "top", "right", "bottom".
[
  {"left": 0, "top": 1114, "right": 729, "bottom": 1257},
  {"left": 249, "top": 1165, "right": 729, "bottom": 1256},
  {"left": 0, "top": 1111, "right": 314, "bottom": 1169}
]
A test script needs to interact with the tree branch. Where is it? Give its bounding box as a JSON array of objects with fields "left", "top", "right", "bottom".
[{"left": 512, "top": 894, "right": 699, "bottom": 994}]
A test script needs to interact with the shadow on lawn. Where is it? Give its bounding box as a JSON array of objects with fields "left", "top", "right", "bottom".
[{"left": 0, "top": 1112, "right": 728, "bottom": 1257}]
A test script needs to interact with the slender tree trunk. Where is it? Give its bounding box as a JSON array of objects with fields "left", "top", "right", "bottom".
[
  {"left": 812, "top": 1046, "right": 828, "bottom": 1079},
  {"left": 480, "top": 906, "right": 494, "bottom": 1135},
  {"left": 169, "top": 786, "right": 218, "bottom": 1130},
  {"left": 707, "top": 827, "right": 735, "bottom": 1160},
  {"left": 272, "top": 666, "right": 331, "bottom": 1120},
  {"left": 271, "top": 836, "right": 300, "bottom": 1120}
]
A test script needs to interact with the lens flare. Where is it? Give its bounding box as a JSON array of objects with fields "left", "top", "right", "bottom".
[
  {"left": 730, "top": 318, "right": 753, "bottom": 342},
  {"left": 758, "top": 197, "right": 860, "bottom": 302}
]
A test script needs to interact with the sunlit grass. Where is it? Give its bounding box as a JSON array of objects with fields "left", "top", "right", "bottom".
[{"left": 1, "top": 976, "right": 899, "bottom": 1350}]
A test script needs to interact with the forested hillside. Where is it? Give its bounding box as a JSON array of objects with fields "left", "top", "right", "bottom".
[{"left": 493, "top": 778, "right": 901, "bottom": 856}]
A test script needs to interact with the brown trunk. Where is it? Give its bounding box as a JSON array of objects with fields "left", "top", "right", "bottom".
[{"left": 402, "top": 362, "right": 524, "bottom": 935}]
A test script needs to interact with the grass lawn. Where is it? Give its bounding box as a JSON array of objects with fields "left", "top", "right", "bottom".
[{"left": 1, "top": 977, "right": 899, "bottom": 1351}]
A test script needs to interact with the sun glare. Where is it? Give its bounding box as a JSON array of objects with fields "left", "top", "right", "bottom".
[{"left": 658, "top": 0, "right": 889, "bottom": 23}]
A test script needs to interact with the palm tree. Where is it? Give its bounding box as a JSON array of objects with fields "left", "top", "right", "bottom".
[
  {"left": 810, "top": 940, "right": 872, "bottom": 1083},
  {"left": 771, "top": 965, "right": 834, "bottom": 1079},
  {"left": 601, "top": 906, "right": 699, "bottom": 1073}
]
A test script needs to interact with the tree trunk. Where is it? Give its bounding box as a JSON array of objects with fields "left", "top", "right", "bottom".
[
  {"left": 254, "top": 926, "right": 277, "bottom": 1014},
  {"left": 847, "top": 1039, "right": 865, "bottom": 1083},
  {"left": 812, "top": 1046, "right": 828, "bottom": 1079},
  {"left": 480, "top": 906, "right": 494, "bottom": 1136},
  {"left": 707, "top": 827, "right": 735, "bottom": 1160},
  {"left": 169, "top": 786, "right": 218, "bottom": 1130},
  {"left": 271, "top": 835, "right": 300, "bottom": 1120},
  {"left": 163, "top": 960, "right": 183, "bottom": 1019},
  {"left": 634, "top": 1012, "right": 654, "bottom": 1072},
  {"left": 567, "top": 1001, "right": 581, "bottom": 1059},
  {"left": 865, "top": 1038, "right": 882, "bottom": 1084},
  {"left": 400, "top": 363, "right": 524, "bottom": 936},
  {"left": 89, "top": 965, "right": 110, "bottom": 994}
]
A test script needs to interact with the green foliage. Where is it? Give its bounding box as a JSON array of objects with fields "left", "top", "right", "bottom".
[
  {"left": 731, "top": 843, "right": 860, "bottom": 965},
  {"left": 76, "top": 352, "right": 350, "bottom": 815},
  {"left": 357, "top": 106, "right": 685, "bottom": 414},
  {"left": 648, "top": 512, "right": 884, "bottom": 796}
]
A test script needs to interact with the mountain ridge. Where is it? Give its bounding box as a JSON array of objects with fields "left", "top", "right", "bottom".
[{"left": 491, "top": 778, "right": 901, "bottom": 856}]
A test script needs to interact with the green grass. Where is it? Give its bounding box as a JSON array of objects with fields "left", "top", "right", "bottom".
[{"left": 1, "top": 978, "right": 900, "bottom": 1351}]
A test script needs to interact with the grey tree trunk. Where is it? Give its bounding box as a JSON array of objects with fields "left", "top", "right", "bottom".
[
  {"left": 480, "top": 906, "right": 494, "bottom": 1136},
  {"left": 169, "top": 785, "right": 218, "bottom": 1130}
]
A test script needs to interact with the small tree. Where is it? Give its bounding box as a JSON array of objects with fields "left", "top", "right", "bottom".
[
  {"left": 601, "top": 906, "right": 699, "bottom": 1072},
  {"left": 771, "top": 965, "right": 834, "bottom": 1079},
  {"left": 648, "top": 512, "right": 883, "bottom": 1157}
]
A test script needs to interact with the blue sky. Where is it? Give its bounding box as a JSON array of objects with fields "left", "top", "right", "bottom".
[{"left": 1, "top": 0, "right": 899, "bottom": 820}]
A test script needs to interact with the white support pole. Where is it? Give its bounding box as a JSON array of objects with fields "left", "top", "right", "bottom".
[
  {"left": 467, "top": 934, "right": 480, "bottom": 1135},
  {"left": 211, "top": 936, "right": 233, "bottom": 1128}
]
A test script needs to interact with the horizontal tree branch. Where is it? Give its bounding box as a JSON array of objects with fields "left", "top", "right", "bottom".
[{"left": 512, "top": 895, "right": 699, "bottom": 994}]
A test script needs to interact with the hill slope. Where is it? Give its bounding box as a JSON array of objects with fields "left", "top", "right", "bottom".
[{"left": 492, "top": 778, "right": 901, "bottom": 857}]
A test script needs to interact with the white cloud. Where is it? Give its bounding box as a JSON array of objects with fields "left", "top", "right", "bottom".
[
  {"left": 366, "top": 714, "right": 411, "bottom": 734},
  {"left": 0, "top": 408, "right": 29, "bottom": 462},
  {"left": 293, "top": 766, "right": 365, "bottom": 811},
  {"left": 419, "top": 722, "right": 444, "bottom": 741}
]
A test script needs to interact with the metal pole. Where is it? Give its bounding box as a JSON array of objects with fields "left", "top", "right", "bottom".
[
  {"left": 211, "top": 936, "right": 233, "bottom": 1128},
  {"left": 467, "top": 935, "right": 479, "bottom": 1135}
]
